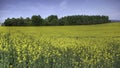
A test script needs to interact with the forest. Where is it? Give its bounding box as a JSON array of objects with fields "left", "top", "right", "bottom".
[{"left": 3, "top": 15, "right": 110, "bottom": 26}]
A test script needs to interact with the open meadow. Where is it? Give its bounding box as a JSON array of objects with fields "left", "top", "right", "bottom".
[{"left": 0, "top": 22, "right": 120, "bottom": 68}]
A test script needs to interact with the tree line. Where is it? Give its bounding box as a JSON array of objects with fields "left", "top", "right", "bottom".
[{"left": 3, "top": 15, "right": 110, "bottom": 26}]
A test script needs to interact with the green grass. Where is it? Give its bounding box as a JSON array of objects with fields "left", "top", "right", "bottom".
[{"left": 0, "top": 22, "right": 120, "bottom": 68}]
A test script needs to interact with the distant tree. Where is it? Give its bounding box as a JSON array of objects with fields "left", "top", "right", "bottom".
[
  {"left": 4, "top": 18, "right": 12, "bottom": 26},
  {"left": 58, "top": 19, "right": 65, "bottom": 25},
  {"left": 59, "top": 15, "right": 110, "bottom": 25},
  {"left": 31, "top": 15, "right": 43, "bottom": 26},
  {"left": 3, "top": 15, "right": 110, "bottom": 26},
  {"left": 24, "top": 17, "right": 32, "bottom": 26},
  {"left": 18, "top": 17, "right": 25, "bottom": 26},
  {"left": 45, "top": 15, "right": 59, "bottom": 25},
  {"left": 4, "top": 17, "right": 25, "bottom": 26}
]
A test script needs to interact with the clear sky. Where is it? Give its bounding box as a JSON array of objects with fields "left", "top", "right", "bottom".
[{"left": 0, "top": 0, "right": 120, "bottom": 22}]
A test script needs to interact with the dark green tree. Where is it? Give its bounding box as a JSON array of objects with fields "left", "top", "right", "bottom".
[
  {"left": 24, "top": 17, "right": 32, "bottom": 26},
  {"left": 45, "top": 15, "right": 59, "bottom": 25},
  {"left": 3, "top": 15, "right": 110, "bottom": 26},
  {"left": 31, "top": 15, "right": 43, "bottom": 26},
  {"left": 4, "top": 18, "right": 12, "bottom": 26}
]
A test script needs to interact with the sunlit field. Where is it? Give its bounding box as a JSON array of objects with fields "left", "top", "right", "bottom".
[{"left": 0, "top": 22, "right": 120, "bottom": 68}]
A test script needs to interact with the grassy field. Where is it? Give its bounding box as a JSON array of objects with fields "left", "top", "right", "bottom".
[{"left": 0, "top": 22, "right": 120, "bottom": 68}]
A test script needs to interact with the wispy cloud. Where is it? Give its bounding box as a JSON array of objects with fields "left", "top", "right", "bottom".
[
  {"left": 0, "top": 0, "right": 120, "bottom": 22},
  {"left": 60, "top": 0, "right": 69, "bottom": 10}
]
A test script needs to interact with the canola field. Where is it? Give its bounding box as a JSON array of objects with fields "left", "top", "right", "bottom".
[{"left": 0, "top": 22, "right": 120, "bottom": 68}]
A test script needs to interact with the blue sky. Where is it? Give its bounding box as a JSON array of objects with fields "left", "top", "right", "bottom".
[{"left": 0, "top": 0, "right": 120, "bottom": 22}]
